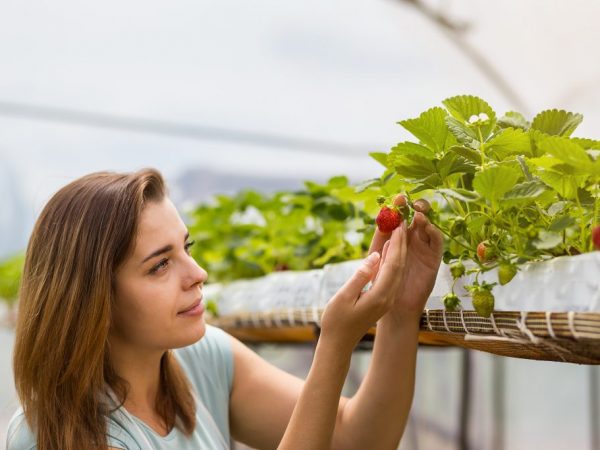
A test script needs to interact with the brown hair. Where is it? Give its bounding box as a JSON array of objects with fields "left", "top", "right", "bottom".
[{"left": 13, "top": 169, "right": 196, "bottom": 450}]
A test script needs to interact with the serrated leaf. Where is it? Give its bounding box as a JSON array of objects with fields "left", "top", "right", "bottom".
[
  {"left": 449, "top": 145, "right": 482, "bottom": 164},
  {"left": 442, "top": 95, "right": 497, "bottom": 140},
  {"left": 389, "top": 141, "right": 435, "bottom": 158},
  {"left": 498, "top": 111, "right": 530, "bottom": 130},
  {"left": 548, "top": 216, "right": 576, "bottom": 232},
  {"left": 531, "top": 109, "right": 583, "bottom": 137},
  {"left": 445, "top": 116, "right": 480, "bottom": 148},
  {"left": 486, "top": 127, "right": 532, "bottom": 160},
  {"left": 536, "top": 169, "right": 584, "bottom": 199},
  {"left": 533, "top": 230, "right": 563, "bottom": 250},
  {"left": 437, "top": 188, "right": 481, "bottom": 202},
  {"left": 390, "top": 154, "right": 437, "bottom": 179},
  {"left": 503, "top": 180, "right": 548, "bottom": 200},
  {"left": 547, "top": 201, "right": 568, "bottom": 216},
  {"left": 437, "top": 152, "right": 477, "bottom": 179},
  {"left": 369, "top": 152, "right": 390, "bottom": 168},
  {"left": 398, "top": 107, "right": 454, "bottom": 153},
  {"left": 354, "top": 178, "right": 380, "bottom": 193},
  {"left": 473, "top": 165, "right": 521, "bottom": 201},
  {"left": 571, "top": 137, "right": 600, "bottom": 150},
  {"left": 536, "top": 135, "right": 600, "bottom": 175}
]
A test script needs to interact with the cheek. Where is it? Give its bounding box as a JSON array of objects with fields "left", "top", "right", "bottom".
[{"left": 112, "top": 278, "right": 205, "bottom": 349}]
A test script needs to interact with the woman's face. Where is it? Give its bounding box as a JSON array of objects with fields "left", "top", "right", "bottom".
[{"left": 111, "top": 197, "right": 208, "bottom": 351}]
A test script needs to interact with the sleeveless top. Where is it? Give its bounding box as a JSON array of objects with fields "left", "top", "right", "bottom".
[{"left": 6, "top": 325, "right": 234, "bottom": 449}]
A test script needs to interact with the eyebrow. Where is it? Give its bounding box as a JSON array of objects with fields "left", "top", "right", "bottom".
[{"left": 141, "top": 232, "right": 190, "bottom": 264}]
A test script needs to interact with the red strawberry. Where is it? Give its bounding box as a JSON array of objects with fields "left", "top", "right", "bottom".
[
  {"left": 376, "top": 206, "right": 402, "bottom": 233},
  {"left": 476, "top": 241, "right": 496, "bottom": 262},
  {"left": 593, "top": 225, "right": 600, "bottom": 250}
]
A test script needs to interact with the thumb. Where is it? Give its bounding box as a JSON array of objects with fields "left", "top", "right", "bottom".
[{"left": 338, "top": 252, "right": 381, "bottom": 300}]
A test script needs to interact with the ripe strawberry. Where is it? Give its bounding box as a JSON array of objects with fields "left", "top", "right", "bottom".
[
  {"left": 498, "top": 263, "right": 517, "bottom": 285},
  {"left": 376, "top": 206, "right": 402, "bottom": 233},
  {"left": 476, "top": 241, "right": 496, "bottom": 262},
  {"left": 472, "top": 288, "right": 495, "bottom": 318},
  {"left": 593, "top": 225, "right": 600, "bottom": 250},
  {"left": 442, "top": 293, "right": 461, "bottom": 312}
]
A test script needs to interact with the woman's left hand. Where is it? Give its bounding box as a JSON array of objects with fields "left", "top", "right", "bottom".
[{"left": 368, "top": 194, "right": 444, "bottom": 325}]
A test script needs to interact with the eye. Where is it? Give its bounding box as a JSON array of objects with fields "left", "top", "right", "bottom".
[
  {"left": 150, "top": 258, "right": 169, "bottom": 274},
  {"left": 184, "top": 240, "right": 196, "bottom": 255}
]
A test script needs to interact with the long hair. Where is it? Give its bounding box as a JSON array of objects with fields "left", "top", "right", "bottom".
[{"left": 13, "top": 169, "right": 196, "bottom": 450}]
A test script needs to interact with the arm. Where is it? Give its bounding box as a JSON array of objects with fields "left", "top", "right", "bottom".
[
  {"left": 230, "top": 224, "right": 408, "bottom": 449},
  {"left": 331, "top": 206, "right": 444, "bottom": 449}
]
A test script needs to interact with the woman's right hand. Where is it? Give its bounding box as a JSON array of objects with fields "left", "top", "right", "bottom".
[{"left": 319, "top": 221, "right": 408, "bottom": 353}]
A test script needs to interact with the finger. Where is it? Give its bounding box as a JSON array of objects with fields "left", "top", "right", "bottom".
[
  {"left": 369, "top": 222, "right": 407, "bottom": 298},
  {"left": 412, "top": 212, "right": 431, "bottom": 244},
  {"left": 373, "top": 240, "right": 391, "bottom": 283},
  {"left": 337, "top": 251, "right": 381, "bottom": 302},
  {"left": 412, "top": 198, "right": 431, "bottom": 214},
  {"left": 368, "top": 229, "right": 391, "bottom": 256},
  {"left": 426, "top": 222, "right": 444, "bottom": 252}
]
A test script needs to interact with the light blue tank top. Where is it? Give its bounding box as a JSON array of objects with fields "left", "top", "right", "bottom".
[{"left": 6, "top": 325, "right": 234, "bottom": 450}]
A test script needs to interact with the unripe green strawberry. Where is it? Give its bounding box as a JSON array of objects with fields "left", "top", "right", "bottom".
[
  {"left": 450, "top": 261, "right": 466, "bottom": 279},
  {"left": 498, "top": 263, "right": 517, "bottom": 285},
  {"left": 376, "top": 206, "right": 403, "bottom": 233},
  {"left": 593, "top": 225, "right": 600, "bottom": 250},
  {"left": 472, "top": 288, "right": 495, "bottom": 318},
  {"left": 442, "top": 293, "right": 461, "bottom": 312},
  {"left": 450, "top": 218, "right": 466, "bottom": 237}
]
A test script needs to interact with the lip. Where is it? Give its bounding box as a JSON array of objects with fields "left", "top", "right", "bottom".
[{"left": 177, "top": 298, "right": 204, "bottom": 317}]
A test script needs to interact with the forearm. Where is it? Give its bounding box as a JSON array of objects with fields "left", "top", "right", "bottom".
[
  {"left": 334, "top": 315, "right": 420, "bottom": 450},
  {"left": 278, "top": 338, "right": 352, "bottom": 450}
]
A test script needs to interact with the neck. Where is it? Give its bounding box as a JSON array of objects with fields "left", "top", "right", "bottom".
[{"left": 109, "top": 337, "right": 165, "bottom": 413}]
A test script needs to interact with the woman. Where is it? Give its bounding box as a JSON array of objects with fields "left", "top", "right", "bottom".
[{"left": 7, "top": 168, "right": 443, "bottom": 450}]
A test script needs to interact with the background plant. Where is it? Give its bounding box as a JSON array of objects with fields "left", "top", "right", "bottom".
[{"left": 1, "top": 95, "right": 598, "bottom": 319}]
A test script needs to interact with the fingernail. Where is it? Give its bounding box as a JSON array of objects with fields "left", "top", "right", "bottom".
[{"left": 365, "top": 252, "right": 380, "bottom": 266}]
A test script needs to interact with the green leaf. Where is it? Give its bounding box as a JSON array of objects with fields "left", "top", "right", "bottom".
[
  {"left": 437, "top": 188, "right": 481, "bottom": 202},
  {"left": 398, "top": 107, "right": 453, "bottom": 153},
  {"left": 327, "top": 176, "right": 349, "bottom": 189},
  {"left": 408, "top": 173, "right": 443, "bottom": 189},
  {"left": 536, "top": 135, "right": 600, "bottom": 175},
  {"left": 389, "top": 153, "right": 437, "bottom": 179},
  {"left": 369, "top": 152, "right": 390, "bottom": 168},
  {"left": 389, "top": 141, "right": 435, "bottom": 158},
  {"left": 503, "top": 180, "right": 548, "bottom": 200},
  {"left": 536, "top": 169, "right": 584, "bottom": 199},
  {"left": 547, "top": 201, "right": 568, "bottom": 216},
  {"left": 445, "top": 116, "right": 479, "bottom": 148},
  {"left": 436, "top": 153, "right": 476, "bottom": 179},
  {"left": 473, "top": 165, "right": 521, "bottom": 201},
  {"left": 442, "top": 95, "right": 497, "bottom": 140},
  {"left": 498, "top": 111, "right": 530, "bottom": 130},
  {"left": 571, "top": 137, "right": 600, "bottom": 150},
  {"left": 354, "top": 178, "right": 380, "bottom": 193},
  {"left": 531, "top": 109, "right": 583, "bottom": 137},
  {"left": 449, "top": 145, "right": 482, "bottom": 164},
  {"left": 548, "top": 216, "right": 576, "bottom": 232},
  {"left": 486, "top": 128, "right": 532, "bottom": 160},
  {"left": 533, "top": 230, "right": 563, "bottom": 250}
]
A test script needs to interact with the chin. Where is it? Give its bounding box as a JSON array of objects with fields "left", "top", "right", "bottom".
[{"left": 172, "top": 317, "right": 207, "bottom": 349}]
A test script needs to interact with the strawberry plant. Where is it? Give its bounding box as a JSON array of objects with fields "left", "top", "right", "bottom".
[{"left": 364, "top": 95, "right": 600, "bottom": 315}]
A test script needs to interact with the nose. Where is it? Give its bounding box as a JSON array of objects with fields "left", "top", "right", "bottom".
[{"left": 183, "top": 256, "right": 208, "bottom": 289}]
